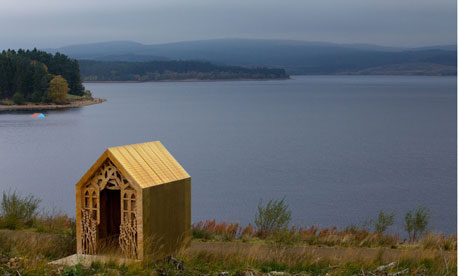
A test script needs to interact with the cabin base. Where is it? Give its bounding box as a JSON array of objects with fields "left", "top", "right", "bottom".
[{"left": 49, "top": 254, "right": 140, "bottom": 267}]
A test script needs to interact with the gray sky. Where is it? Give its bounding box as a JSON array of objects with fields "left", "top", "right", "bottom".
[{"left": 0, "top": 0, "right": 456, "bottom": 49}]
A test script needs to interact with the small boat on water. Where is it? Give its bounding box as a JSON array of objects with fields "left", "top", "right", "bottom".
[{"left": 30, "top": 113, "right": 45, "bottom": 118}]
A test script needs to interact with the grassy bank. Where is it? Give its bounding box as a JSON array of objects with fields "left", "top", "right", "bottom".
[
  {"left": 0, "top": 192, "right": 456, "bottom": 275},
  {"left": 191, "top": 220, "right": 456, "bottom": 252},
  {"left": 0, "top": 229, "right": 456, "bottom": 275}
]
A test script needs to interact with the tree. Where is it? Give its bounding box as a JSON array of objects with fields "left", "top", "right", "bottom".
[
  {"left": 405, "top": 207, "right": 430, "bottom": 242},
  {"left": 0, "top": 49, "right": 86, "bottom": 102},
  {"left": 255, "top": 197, "right": 291, "bottom": 236},
  {"left": 12, "top": 92, "right": 24, "bottom": 105},
  {"left": 373, "top": 210, "right": 395, "bottom": 234},
  {"left": 47, "top": 75, "right": 69, "bottom": 104}
]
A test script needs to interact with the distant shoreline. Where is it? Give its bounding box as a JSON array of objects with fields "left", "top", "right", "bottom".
[
  {"left": 83, "top": 77, "right": 290, "bottom": 83},
  {"left": 81, "top": 74, "right": 457, "bottom": 84},
  {"left": 0, "top": 98, "right": 106, "bottom": 112}
]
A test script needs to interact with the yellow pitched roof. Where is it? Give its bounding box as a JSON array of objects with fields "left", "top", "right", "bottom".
[{"left": 76, "top": 141, "right": 190, "bottom": 189}]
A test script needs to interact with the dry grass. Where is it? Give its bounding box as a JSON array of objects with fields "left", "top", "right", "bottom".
[
  {"left": 0, "top": 229, "right": 75, "bottom": 259},
  {"left": 180, "top": 241, "right": 457, "bottom": 275},
  {"left": 0, "top": 230, "right": 456, "bottom": 275},
  {"left": 419, "top": 232, "right": 457, "bottom": 251},
  {"left": 0, "top": 211, "right": 456, "bottom": 275},
  {"left": 191, "top": 220, "right": 457, "bottom": 251}
]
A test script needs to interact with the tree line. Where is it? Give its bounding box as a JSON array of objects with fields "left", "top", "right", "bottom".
[
  {"left": 78, "top": 60, "right": 288, "bottom": 81},
  {"left": 0, "top": 49, "right": 85, "bottom": 104}
]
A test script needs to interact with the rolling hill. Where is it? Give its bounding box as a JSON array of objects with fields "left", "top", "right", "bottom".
[{"left": 44, "top": 39, "right": 457, "bottom": 76}]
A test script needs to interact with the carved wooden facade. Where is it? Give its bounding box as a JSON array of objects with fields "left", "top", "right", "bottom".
[
  {"left": 79, "top": 160, "right": 138, "bottom": 257},
  {"left": 76, "top": 141, "right": 191, "bottom": 260}
]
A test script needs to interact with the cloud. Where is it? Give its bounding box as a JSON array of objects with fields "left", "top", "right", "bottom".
[{"left": 0, "top": 0, "right": 456, "bottom": 49}]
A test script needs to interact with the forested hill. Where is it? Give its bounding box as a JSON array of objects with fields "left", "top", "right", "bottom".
[
  {"left": 78, "top": 60, "right": 289, "bottom": 81},
  {"left": 0, "top": 49, "right": 85, "bottom": 104},
  {"left": 46, "top": 39, "right": 457, "bottom": 76}
]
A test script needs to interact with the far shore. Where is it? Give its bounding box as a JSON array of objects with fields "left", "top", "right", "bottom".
[
  {"left": 0, "top": 97, "right": 106, "bottom": 112},
  {"left": 83, "top": 77, "right": 290, "bottom": 83}
]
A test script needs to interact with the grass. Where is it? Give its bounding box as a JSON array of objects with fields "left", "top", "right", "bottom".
[
  {"left": 0, "top": 91, "right": 93, "bottom": 107},
  {"left": 0, "top": 229, "right": 75, "bottom": 259},
  {"left": 0, "top": 192, "right": 456, "bottom": 275},
  {"left": 191, "top": 220, "right": 457, "bottom": 251},
  {"left": 0, "top": 214, "right": 456, "bottom": 275},
  {"left": 0, "top": 232, "right": 456, "bottom": 275},
  {"left": 0, "top": 216, "right": 456, "bottom": 275},
  {"left": 0, "top": 99, "right": 14, "bottom": 105},
  {"left": 0, "top": 191, "right": 75, "bottom": 235},
  {"left": 67, "top": 90, "right": 93, "bottom": 102}
]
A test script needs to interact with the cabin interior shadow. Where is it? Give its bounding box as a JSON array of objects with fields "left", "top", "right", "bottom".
[{"left": 99, "top": 189, "right": 121, "bottom": 253}]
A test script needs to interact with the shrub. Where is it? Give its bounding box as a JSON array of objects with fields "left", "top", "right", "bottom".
[
  {"left": 0, "top": 190, "right": 41, "bottom": 229},
  {"left": 373, "top": 210, "right": 395, "bottom": 234},
  {"left": 255, "top": 197, "right": 291, "bottom": 236},
  {"left": 83, "top": 90, "right": 92, "bottom": 98},
  {"left": 12, "top": 92, "right": 24, "bottom": 105},
  {"left": 405, "top": 206, "right": 430, "bottom": 242}
]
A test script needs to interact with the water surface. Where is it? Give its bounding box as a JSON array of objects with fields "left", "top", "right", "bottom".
[{"left": 0, "top": 76, "right": 456, "bottom": 234}]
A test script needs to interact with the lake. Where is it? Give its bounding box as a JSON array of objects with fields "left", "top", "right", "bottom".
[{"left": 0, "top": 76, "right": 456, "bottom": 234}]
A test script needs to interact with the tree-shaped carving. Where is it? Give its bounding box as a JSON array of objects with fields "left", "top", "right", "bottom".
[
  {"left": 81, "top": 209, "right": 97, "bottom": 254},
  {"left": 119, "top": 192, "right": 138, "bottom": 258},
  {"left": 119, "top": 214, "right": 138, "bottom": 259}
]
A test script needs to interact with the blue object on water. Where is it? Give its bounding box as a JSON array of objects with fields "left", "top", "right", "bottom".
[{"left": 37, "top": 113, "right": 45, "bottom": 118}]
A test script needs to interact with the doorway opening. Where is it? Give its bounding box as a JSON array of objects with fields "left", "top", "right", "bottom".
[{"left": 98, "top": 189, "right": 121, "bottom": 252}]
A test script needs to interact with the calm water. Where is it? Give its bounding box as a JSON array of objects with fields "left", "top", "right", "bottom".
[{"left": 0, "top": 76, "right": 456, "bottom": 234}]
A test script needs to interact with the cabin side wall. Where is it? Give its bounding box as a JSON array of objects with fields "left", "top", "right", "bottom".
[{"left": 142, "top": 178, "right": 191, "bottom": 258}]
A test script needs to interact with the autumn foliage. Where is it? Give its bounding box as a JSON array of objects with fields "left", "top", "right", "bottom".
[{"left": 47, "top": 75, "right": 69, "bottom": 104}]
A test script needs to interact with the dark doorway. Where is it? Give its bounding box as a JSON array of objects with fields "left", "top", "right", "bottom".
[{"left": 99, "top": 189, "right": 121, "bottom": 251}]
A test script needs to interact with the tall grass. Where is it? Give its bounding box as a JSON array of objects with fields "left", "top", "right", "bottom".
[
  {"left": 0, "top": 192, "right": 456, "bottom": 275},
  {"left": 1, "top": 238, "right": 456, "bottom": 276},
  {"left": 0, "top": 191, "right": 75, "bottom": 235},
  {"left": 0, "top": 230, "right": 75, "bottom": 259},
  {"left": 191, "top": 219, "right": 457, "bottom": 251}
]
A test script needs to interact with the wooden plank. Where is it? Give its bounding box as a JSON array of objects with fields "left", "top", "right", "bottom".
[
  {"left": 148, "top": 142, "right": 183, "bottom": 179},
  {"left": 131, "top": 143, "right": 170, "bottom": 184},
  {"left": 109, "top": 147, "right": 154, "bottom": 188},
  {"left": 151, "top": 142, "right": 190, "bottom": 179},
  {"left": 123, "top": 144, "right": 163, "bottom": 185},
  {"left": 141, "top": 142, "right": 179, "bottom": 182}
]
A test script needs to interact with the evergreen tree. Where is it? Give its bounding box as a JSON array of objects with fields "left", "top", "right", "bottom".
[{"left": 0, "top": 49, "right": 85, "bottom": 103}]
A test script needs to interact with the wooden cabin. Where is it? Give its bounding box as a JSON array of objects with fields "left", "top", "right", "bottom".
[{"left": 75, "top": 141, "right": 191, "bottom": 260}]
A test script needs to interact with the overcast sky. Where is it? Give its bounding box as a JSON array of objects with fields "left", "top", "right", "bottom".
[{"left": 0, "top": 0, "right": 456, "bottom": 49}]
